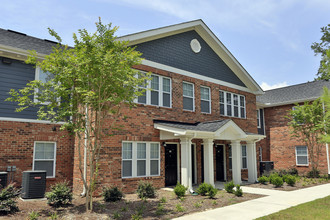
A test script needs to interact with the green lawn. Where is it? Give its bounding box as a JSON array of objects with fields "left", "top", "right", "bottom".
[{"left": 258, "top": 196, "right": 330, "bottom": 220}]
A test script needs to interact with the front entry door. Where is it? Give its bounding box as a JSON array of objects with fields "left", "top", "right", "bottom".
[
  {"left": 216, "top": 145, "right": 225, "bottom": 181},
  {"left": 165, "top": 144, "right": 178, "bottom": 186}
]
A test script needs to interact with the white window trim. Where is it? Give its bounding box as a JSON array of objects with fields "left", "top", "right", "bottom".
[
  {"left": 295, "top": 146, "right": 309, "bottom": 166},
  {"left": 182, "top": 81, "right": 195, "bottom": 111},
  {"left": 137, "top": 72, "right": 172, "bottom": 108},
  {"left": 257, "top": 109, "right": 261, "bottom": 128},
  {"left": 241, "top": 145, "right": 248, "bottom": 169},
  {"left": 122, "top": 141, "right": 161, "bottom": 178},
  {"left": 200, "top": 85, "right": 211, "bottom": 114},
  {"left": 32, "top": 141, "right": 57, "bottom": 178},
  {"left": 220, "top": 90, "right": 246, "bottom": 119}
]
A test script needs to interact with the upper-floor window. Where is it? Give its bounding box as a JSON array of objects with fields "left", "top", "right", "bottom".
[
  {"left": 34, "top": 67, "right": 54, "bottom": 104},
  {"left": 183, "top": 82, "right": 194, "bottom": 111},
  {"left": 200, "top": 86, "right": 211, "bottom": 113},
  {"left": 220, "top": 90, "right": 245, "bottom": 118},
  {"left": 257, "top": 109, "right": 261, "bottom": 128},
  {"left": 137, "top": 73, "right": 171, "bottom": 108}
]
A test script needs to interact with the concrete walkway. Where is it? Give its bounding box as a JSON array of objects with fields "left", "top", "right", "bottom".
[{"left": 175, "top": 183, "right": 330, "bottom": 220}]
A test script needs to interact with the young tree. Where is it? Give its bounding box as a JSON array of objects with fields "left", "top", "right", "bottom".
[
  {"left": 311, "top": 24, "right": 330, "bottom": 80},
  {"left": 6, "top": 19, "right": 148, "bottom": 211},
  {"left": 321, "top": 87, "right": 330, "bottom": 142},
  {"left": 288, "top": 100, "right": 325, "bottom": 177}
]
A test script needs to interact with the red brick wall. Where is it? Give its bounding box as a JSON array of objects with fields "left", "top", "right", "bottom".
[
  {"left": 72, "top": 64, "right": 258, "bottom": 194},
  {"left": 262, "top": 104, "right": 329, "bottom": 175},
  {"left": 0, "top": 120, "right": 74, "bottom": 189}
]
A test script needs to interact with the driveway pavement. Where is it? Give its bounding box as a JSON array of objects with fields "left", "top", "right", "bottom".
[{"left": 175, "top": 183, "right": 330, "bottom": 220}]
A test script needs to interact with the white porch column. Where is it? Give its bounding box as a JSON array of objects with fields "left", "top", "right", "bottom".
[
  {"left": 203, "top": 139, "right": 215, "bottom": 186},
  {"left": 247, "top": 141, "right": 258, "bottom": 183},
  {"left": 231, "top": 140, "right": 242, "bottom": 185},
  {"left": 180, "top": 138, "right": 192, "bottom": 191}
]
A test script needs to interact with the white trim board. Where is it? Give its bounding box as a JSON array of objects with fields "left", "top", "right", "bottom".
[{"left": 0, "top": 117, "right": 65, "bottom": 124}]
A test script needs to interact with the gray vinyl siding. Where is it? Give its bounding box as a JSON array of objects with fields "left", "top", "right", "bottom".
[
  {"left": 135, "top": 30, "right": 246, "bottom": 87},
  {"left": 258, "top": 108, "right": 264, "bottom": 135},
  {"left": 0, "top": 57, "right": 39, "bottom": 119}
]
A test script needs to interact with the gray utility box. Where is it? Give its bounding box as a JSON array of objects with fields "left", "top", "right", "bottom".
[
  {"left": 21, "top": 171, "right": 46, "bottom": 199},
  {"left": 0, "top": 172, "right": 8, "bottom": 188},
  {"left": 260, "top": 161, "right": 274, "bottom": 176}
]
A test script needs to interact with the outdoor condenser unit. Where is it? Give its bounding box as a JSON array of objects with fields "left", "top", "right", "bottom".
[
  {"left": 260, "top": 161, "right": 274, "bottom": 176},
  {"left": 0, "top": 172, "right": 8, "bottom": 188},
  {"left": 21, "top": 171, "right": 46, "bottom": 199}
]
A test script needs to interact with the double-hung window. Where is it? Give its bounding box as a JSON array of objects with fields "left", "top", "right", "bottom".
[
  {"left": 241, "top": 145, "right": 247, "bottom": 169},
  {"left": 34, "top": 67, "right": 55, "bottom": 104},
  {"left": 220, "top": 90, "right": 245, "bottom": 118},
  {"left": 257, "top": 109, "right": 261, "bottom": 128},
  {"left": 228, "top": 146, "right": 232, "bottom": 169},
  {"left": 122, "top": 142, "right": 160, "bottom": 178},
  {"left": 137, "top": 73, "right": 171, "bottom": 108},
  {"left": 296, "top": 146, "right": 308, "bottom": 166},
  {"left": 33, "top": 142, "right": 56, "bottom": 178},
  {"left": 183, "top": 82, "right": 194, "bottom": 111},
  {"left": 200, "top": 86, "right": 211, "bottom": 113}
]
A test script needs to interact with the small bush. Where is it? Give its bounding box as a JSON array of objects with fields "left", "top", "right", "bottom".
[
  {"left": 45, "top": 181, "right": 72, "bottom": 207},
  {"left": 136, "top": 181, "right": 156, "bottom": 199},
  {"left": 269, "top": 173, "right": 279, "bottom": 184},
  {"left": 156, "top": 203, "right": 165, "bottom": 216},
  {"left": 175, "top": 203, "right": 185, "bottom": 212},
  {"left": 102, "top": 186, "right": 124, "bottom": 202},
  {"left": 272, "top": 176, "right": 284, "bottom": 187},
  {"left": 234, "top": 185, "right": 243, "bottom": 197},
  {"left": 28, "top": 211, "right": 39, "bottom": 220},
  {"left": 278, "top": 169, "right": 288, "bottom": 177},
  {"left": 258, "top": 176, "right": 269, "bottom": 184},
  {"left": 288, "top": 168, "right": 298, "bottom": 176},
  {"left": 224, "top": 181, "right": 235, "bottom": 193},
  {"left": 196, "top": 182, "right": 209, "bottom": 196},
  {"left": 208, "top": 186, "right": 218, "bottom": 199},
  {"left": 307, "top": 168, "right": 320, "bottom": 178},
  {"left": 160, "top": 197, "right": 167, "bottom": 203},
  {"left": 174, "top": 182, "right": 187, "bottom": 198},
  {"left": 285, "top": 175, "right": 296, "bottom": 186},
  {"left": 0, "top": 184, "right": 20, "bottom": 214}
]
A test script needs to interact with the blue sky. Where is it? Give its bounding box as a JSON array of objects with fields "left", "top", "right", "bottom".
[{"left": 1, "top": 0, "right": 330, "bottom": 90}]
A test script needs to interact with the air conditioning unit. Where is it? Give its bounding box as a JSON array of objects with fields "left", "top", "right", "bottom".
[
  {"left": 21, "top": 171, "right": 46, "bottom": 199},
  {"left": 260, "top": 161, "right": 274, "bottom": 176},
  {"left": 0, "top": 172, "right": 8, "bottom": 188}
]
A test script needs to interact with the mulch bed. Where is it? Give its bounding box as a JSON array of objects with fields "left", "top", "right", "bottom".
[{"left": 2, "top": 189, "right": 263, "bottom": 219}]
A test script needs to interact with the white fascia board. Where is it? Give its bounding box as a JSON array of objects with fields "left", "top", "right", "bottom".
[
  {"left": 0, "top": 44, "right": 46, "bottom": 61},
  {"left": 0, "top": 117, "right": 65, "bottom": 124},
  {"left": 154, "top": 124, "right": 186, "bottom": 135},
  {"left": 143, "top": 59, "right": 258, "bottom": 94},
  {"left": 214, "top": 120, "right": 246, "bottom": 137},
  {"left": 243, "top": 134, "right": 266, "bottom": 142},
  {"left": 257, "top": 97, "right": 317, "bottom": 108}
]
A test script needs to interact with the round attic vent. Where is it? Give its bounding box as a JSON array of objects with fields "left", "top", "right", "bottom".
[{"left": 190, "top": 39, "right": 201, "bottom": 53}]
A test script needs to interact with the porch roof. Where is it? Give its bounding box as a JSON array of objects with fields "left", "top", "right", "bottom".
[{"left": 154, "top": 119, "right": 265, "bottom": 141}]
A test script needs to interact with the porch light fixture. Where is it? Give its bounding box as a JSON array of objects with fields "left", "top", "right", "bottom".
[{"left": 162, "top": 142, "right": 167, "bottom": 147}]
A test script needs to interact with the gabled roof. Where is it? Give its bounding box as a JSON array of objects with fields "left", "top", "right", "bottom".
[
  {"left": 257, "top": 80, "right": 330, "bottom": 107},
  {"left": 0, "top": 28, "right": 57, "bottom": 60},
  {"left": 118, "top": 20, "right": 263, "bottom": 95},
  {"left": 154, "top": 119, "right": 231, "bottom": 132}
]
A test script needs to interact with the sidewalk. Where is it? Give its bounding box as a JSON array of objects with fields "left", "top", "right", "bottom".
[{"left": 175, "top": 183, "right": 330, "bottom": 220}]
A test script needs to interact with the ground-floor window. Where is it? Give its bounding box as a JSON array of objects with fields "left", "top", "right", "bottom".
[
  {"left": 33, "top": 142, "right": 56, "bottom": 178},
  {"left": 295, "top": 146, "right": 308, "bottom": 166},
  {"left": 228, "top": 145, "right": 248, "bottom": 169},
  {"left": 122, "top": 142, "right": 160, "bottom": 178}
]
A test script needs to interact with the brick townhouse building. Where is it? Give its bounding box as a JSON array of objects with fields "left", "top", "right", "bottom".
[
  {"left": 1, "top": 19, "right": 267, "bottom": 193},
  {"left": 257, "top": 80, "right": 330, "bottom": 176}
]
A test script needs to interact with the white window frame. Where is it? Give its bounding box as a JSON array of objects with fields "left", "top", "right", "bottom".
[
  {"left": 220, "top": 90, "right": 246, "bottom": 119},
  {"left": 122, "top": 141, "right": 161, "bottom": 178},
  {"left": 182, "top": 81, "right": 195, "bottom": 111},
  {"left": 295, "top": 146, "right": 309, "bottom": 166},
  {"left": 241, "top": 145, "right": 247, "bottom": 169},
  {"left": 136, "top": 72, "right": 172, "bottom": 108},
  {"left": 200, "top": 86, "right": 211, "bottom": 114},
  {"left": 257, "top": 109, "right": 261, "bottom": 128},
  {"left": 228, "top": 145, "right": 232, "bottom": 170},
  {"left": 32, "top": 141, "right": 57, "bottom": 178}
]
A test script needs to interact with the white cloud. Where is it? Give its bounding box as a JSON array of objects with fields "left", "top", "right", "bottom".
[{"left": 260, "top": 81, "right": 289, "bottom": 91}]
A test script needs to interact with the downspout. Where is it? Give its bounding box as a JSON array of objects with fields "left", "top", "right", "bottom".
[{"left": 81, "top": 106, "right": 88, "bottom": 196}]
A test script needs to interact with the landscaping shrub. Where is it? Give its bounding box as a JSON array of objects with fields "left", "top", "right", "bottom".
[
  {"left": 269, "top": 173, "right": 280, "bottom": 184},
  {"left": 45, "top": 181, "right": 73, "bottom": 207},
  {"left": 102, "top": 186, "right": 124, "bottom": 202},
  {"left": 278, "top": 169, "right": 288, "bottom": 177},
  {"left": 234, "top": 184, "right": 243, "bottom": 197},
  {"left": 288, "top": 168, "right": 298, "bottom": 176},
  {"left": 196, "top": 182, "right": 209, "bottom": 196},
  {"left": 0, "top": 184, "right": 20, "bottom": 214},
  {"left": 272, "top": 176, "right": 284, "bottom": 187},
  {"left": 224, "top": 181, "right": 235, "bottom": 193},
  {"left": 307, "top": 168, "right": 320, "bottom": 178},
  {"left": 258, "top": 176, "right": 269, "bottom": 184},
  {"left": 285, "top": 175, "right": 296, "bottom": 186},
  {"left": 136, "top": 181, "right": 156, "bottom": 199},
  {"left": 207, "top": 185, "right": 218, "bottom": 199},
  {"left": 174, "top": 182, "right": 187, "bottom": 198}
]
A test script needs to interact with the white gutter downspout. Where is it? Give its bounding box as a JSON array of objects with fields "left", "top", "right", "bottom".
[{"left": 81, "top": 106, "right": 88, "bottom": 196}]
